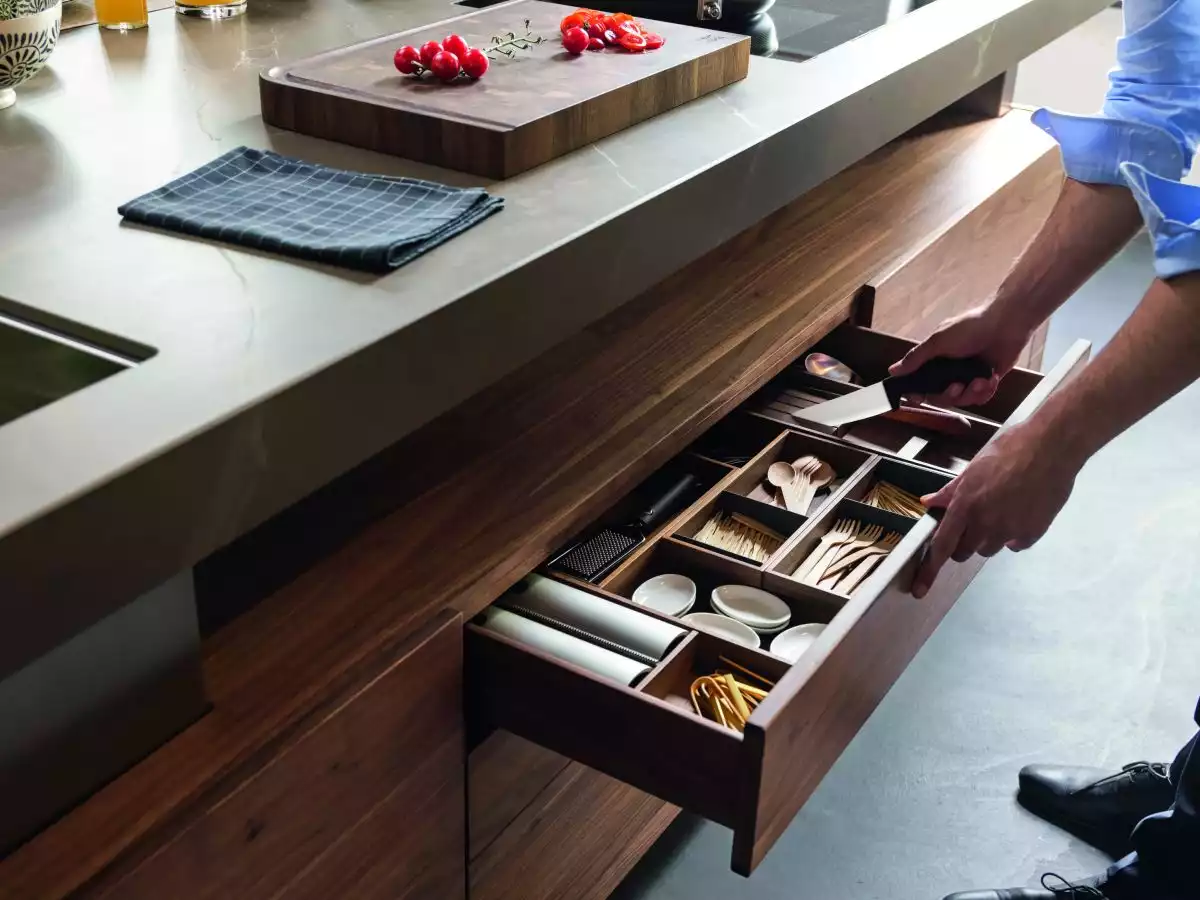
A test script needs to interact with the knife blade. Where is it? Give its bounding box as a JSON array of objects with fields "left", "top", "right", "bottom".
[{"left": 794, "top": 357, "right": 992, "bottom": 428}]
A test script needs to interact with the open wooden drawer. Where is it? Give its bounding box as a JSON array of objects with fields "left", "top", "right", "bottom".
[
  {"left": 750, "top": 323, "right": 1090, "bottom": 474},
  {"left": 466, "top": 324, "right": 1090, "bottom": 876}
]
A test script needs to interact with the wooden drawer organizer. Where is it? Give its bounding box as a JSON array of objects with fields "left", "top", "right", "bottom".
[{"left": 468, "top": 322, "right": 1089, "bottom": 876}]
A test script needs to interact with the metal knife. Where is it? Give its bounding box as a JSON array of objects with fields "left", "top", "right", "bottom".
[{"left": 794, "top": 357, "right": 992, "bottom": 427}]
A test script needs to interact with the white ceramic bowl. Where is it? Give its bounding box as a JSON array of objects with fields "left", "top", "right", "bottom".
[
  {"left": 711, "top": 584, "right": 791, "bottom": 634},
  {"left": 680, "top": 612, "right": 760, "bottom": 649},
  {"left": 769, "top": 623, "right": 827, "bottom": 664},
  {"left": 631, "top": 574, "right": 696, "bottom": 618},
  {"left": 0, "top": 2, "right": 60, "bottom": 111}
]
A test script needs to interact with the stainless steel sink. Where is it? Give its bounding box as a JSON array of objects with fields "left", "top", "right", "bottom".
[{"left": 0, "top": 311, "right": 140, "bottom": 427}]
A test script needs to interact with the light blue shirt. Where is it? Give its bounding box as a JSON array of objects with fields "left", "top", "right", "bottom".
[{"left": 1033, "top": 0, "right": 1200, "bottom": 278}]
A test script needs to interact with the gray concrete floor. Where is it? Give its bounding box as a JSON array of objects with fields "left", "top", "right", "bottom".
[{"left": 613, "top": 10, "right": 1200, "bottom": 899}]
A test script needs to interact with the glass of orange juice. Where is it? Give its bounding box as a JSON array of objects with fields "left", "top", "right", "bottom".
[
  {"left": 175, "top": 0, "right": 245, "bottom": 19},
  {"left": 96, "top": 0, "right": 147, "bottom": 30}
]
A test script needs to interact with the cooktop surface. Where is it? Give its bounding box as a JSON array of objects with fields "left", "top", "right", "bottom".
[{"left": 769, "top": 0, "right": 942, "bottom": 60}]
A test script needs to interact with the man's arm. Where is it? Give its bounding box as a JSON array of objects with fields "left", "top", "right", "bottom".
[
  {"left": 890, "top": 178, "right": 1143, "bottom": 406},
  {"left": 913, "top": 271, "right": 1200, "bottom": 597},
  {"left": 988, "top": 179, "right": 1143, "bottom": 337}
]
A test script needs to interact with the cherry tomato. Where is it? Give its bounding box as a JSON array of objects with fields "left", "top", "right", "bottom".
[
  {"left": 562, "top": 25, "right": 590, "bottom": 54},
  {"left": 643, "top": 32, "right": 664, "bottom": 49},
  {"left": 603, "top": 28, "right": 618, "bottom": 44},
  {"left": 394, "top": 45, "right": 422, "bottom": 74},
  {"left": 587, "top": 20, "right": 606, "bottom": 38},
  {"left": 616, "top": 20, "right": 644, "bottom": 36},
  {"left": 560, "top": 12, "right": 590, "bottom": 33},
  {"left": 597, "top": 14, "right": 617, "bottom": 31},
  {"left": 419, "top": 40, "right": 443, "bottom": 67},
  {"left": 588, "top": 35, "right": 605, "bottom": 50},
  {"left": 610, "top": 12, "right": 633, "bottom": 24},
  {"left": 443, "top": 33, "right": 470, "bottom": 58},
  {"left": 430, "top": 50, "right": 460, "bottom": 81},
  {"left": 618, "top": 31, "right": 647, "bottom": 51},
  {"left": 461, "top": 47, "right": 489, "bottom": 79}
]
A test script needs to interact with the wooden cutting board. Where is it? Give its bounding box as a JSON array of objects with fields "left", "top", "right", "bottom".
[{"left": 259, "top": 0, "right": 750, "bottom": 178}]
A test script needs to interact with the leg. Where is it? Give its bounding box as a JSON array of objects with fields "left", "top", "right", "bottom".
[{"left": 1130, "top": 699, "right": 1200, "bottom": 889}]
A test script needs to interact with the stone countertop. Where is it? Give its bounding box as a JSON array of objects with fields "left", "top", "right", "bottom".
[{"left": 0, "top": 0, "right": 1101, "bottom": 677}]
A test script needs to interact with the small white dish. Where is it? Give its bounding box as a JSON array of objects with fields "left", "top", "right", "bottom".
[
  {"left": 681, "top": 612, "right": 761, "bottom": 649},
  {"left": 631, "top": 574, "right": 696, "bottom": 618},
  {"left": 711, "top": 584, "right": 791, "bottom": 633},
  {"left": 770, "top": 624, "right": 827, "bottom": 663}
]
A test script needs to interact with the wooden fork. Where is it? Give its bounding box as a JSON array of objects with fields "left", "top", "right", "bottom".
[
  {"left": 790, "top": 456, "right": 821, "bottom": 512},
  {"left": 792, "top": 518, "right": 857, "bottom": 583},
  {"left": 832, "top": 532, "right": 903, "bottom": 595},
  {"left": 822, "top": 527, "right": 899, "bottom": 579}
]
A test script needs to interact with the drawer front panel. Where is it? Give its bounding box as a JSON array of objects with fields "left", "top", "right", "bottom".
[
  {"left": 737, "top": 521, "right": 984, "bottom": 872},
  {"left": 95, "top": 612, "right": 465, "bottom": 900}
]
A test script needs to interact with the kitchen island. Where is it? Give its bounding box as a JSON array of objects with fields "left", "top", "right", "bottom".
[{"left": 0, "top": 0, "right": 1108, "bottom": 895}]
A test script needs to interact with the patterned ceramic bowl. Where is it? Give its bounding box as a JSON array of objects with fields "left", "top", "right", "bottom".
[
  {"left": 0, "top": 0, "right": 58, "bottom": 19},
  {"left": 0, "top": 1, "right": 59, "bottom": 110}
]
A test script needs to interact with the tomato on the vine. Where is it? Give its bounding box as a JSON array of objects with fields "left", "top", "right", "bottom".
[
  {"left": 394, "top": 45, "right": 421, "bottom": 74},
  {"left": 430, "top": 50, "right": 461, "bottom": 81},
  {"left": 419, "top": 40, "right": 443, "bottom": 67},
  {"left": 461, "top": 47, "right": 489, "bottom": 78},
  {"left": 443, "top": 33, "right": 470, "bottom": 58}
]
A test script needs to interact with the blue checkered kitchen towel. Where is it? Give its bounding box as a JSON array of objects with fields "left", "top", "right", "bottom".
[{"left": 118, "top": 147, "right": 503, "bottom": 273}]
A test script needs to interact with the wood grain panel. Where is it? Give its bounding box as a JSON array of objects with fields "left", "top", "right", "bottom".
[
  {"left": 866, "top": 136, "right": 1060, "bottom": 341},
  {"left": 275, "top": 736, "right": 465, "bottom": 900},
  {"left": 260, "top": 1, "right": 750, "bottom": 178},
  {"left": 471, "top": 761, "right": 678, "bottom": 900},
  {"left": 88, "top": 612, "right": 464, "bottom": 900},
  {"left": 469, "top": 732, "right": 571, "bottom": 860},
  {"left": 1, "top": 111, "right": 1063, "bottom": 900}
]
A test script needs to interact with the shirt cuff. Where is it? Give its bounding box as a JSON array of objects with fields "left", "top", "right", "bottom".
[
  {"left": 1120, "top": 162, "right": 1200, "bottom": 279},
  {"left": 1032, "top": 108, "right": 1187, "bottom": 185}
]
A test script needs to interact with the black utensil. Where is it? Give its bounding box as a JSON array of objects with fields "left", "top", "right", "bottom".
[{"left": 546, "top": 473, "right": 698, "bottom": 582}]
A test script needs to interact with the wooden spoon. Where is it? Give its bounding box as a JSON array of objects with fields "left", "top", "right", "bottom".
[{"left": 766, "top": 461, "right": 802, "bottom": 513}]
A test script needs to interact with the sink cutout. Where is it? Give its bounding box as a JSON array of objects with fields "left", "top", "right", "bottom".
[{"left": 0, "top": 311, "right": 148, "bottom": 428}]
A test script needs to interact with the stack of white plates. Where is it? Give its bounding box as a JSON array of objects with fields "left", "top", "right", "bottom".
[{"left": 711, "top": 584, "right": 791, "bottom": 636}]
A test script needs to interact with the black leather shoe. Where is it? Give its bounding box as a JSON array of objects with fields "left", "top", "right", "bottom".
[
  {"left": 1017, "top": 762, "right": 1174, "bottom": 854},
  {"left": 943, "top": 858, "right": 1184, "bottom": 900},
  {"left": 942, "top": 872, "right": 1109, "bottom": 899}
]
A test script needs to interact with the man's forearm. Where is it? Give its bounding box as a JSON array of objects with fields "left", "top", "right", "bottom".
[
  {"left": 989, "top": 177, "right": 1144, "bottom": 334},
  {"left": 1023, "top": 272, "right": 1200, "bottom": 465}
]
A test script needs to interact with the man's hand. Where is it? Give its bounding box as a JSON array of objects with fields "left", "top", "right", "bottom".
[
  {"left": 888, "top": 306, "right": 1032, "bottom": 407},
  {"left": 911, "top": 419, "right": 1080, "bottom": 598}
]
